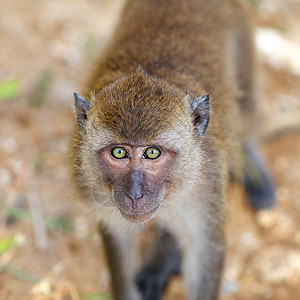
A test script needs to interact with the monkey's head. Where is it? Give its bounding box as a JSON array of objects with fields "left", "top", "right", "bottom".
[{"left": 73, "top": 67, "right": 210, "bottom": 224}]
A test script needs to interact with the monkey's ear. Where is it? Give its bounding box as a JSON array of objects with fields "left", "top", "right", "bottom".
[
  {"left": 74, "top": 92, "right": 90, "bottom": 132},
  {"left": 190, "top": 93, "right": 210, "bottom": 138}
]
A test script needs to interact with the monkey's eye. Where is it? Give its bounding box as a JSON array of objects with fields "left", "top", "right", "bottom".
[
  {"left": 144, "top": 147, "right": 161, "bottom": 159},
  {"left": 111, "top": 147, "right": 128, "bottom": 159}
]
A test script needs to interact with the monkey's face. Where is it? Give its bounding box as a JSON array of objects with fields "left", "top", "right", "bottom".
[
  {"left": 97, "top": 143, "right": 177, "bottom": 223},
  {"left": 74, "top": 67, "right": 210, "bottom": 224}
]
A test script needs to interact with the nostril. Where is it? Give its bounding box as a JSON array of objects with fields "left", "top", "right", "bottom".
[
  {"left": 127, "top": 193, "right": 143, "bottom": 202},
  {"left": 125, "top": 193, "right": 145, "bottom": 210}
]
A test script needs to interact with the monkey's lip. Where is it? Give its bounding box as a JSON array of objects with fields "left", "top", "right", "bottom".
[{"left": 119, "top": 206, "right": 159, "bottom": 224}]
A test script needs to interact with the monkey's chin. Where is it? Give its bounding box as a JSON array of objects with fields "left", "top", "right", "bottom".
[{"left": 119, "top": 206, "right": 159, "bottom": 224}]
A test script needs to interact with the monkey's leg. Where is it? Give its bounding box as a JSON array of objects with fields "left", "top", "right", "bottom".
[
  {"left": 98, "top": 223, "right": 142, "bottom": 300},
  {"left": 243, "top": 143, "right": 276, "bottom": 210},
  {"left": 183, "top": 222, "right": 225, "bottom": 300},
  {"left": 136, "top": 228, "right": 181, "bottom": 300}
]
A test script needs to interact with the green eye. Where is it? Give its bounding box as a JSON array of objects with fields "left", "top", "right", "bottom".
[
  {"left": 144, "top": 147, "right": 161, "bottom": 159},
  {"left": 111, "top": 147, "right": 128, "bottom": 159}
]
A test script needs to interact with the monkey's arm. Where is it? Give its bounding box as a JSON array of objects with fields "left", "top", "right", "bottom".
[
  {"left": 98, "top": 223, "right": 142, "bottom": 300},
  {"left": 173, "top": 181, "right": 225, "bottom": 300},
  {"left": 136, "top": 228, "right": 181, "bottom": 300},
  {"left": 183, "top": 221, "right": 225, "bottom": 300}
]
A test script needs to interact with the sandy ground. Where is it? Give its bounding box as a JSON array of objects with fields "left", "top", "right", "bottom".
[{"left": 0, "top": 1, "right": 299, "bottom": 299}]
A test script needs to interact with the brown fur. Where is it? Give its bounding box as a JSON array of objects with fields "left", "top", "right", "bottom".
[{"left": 90, "top": 67, "right": 187, "bottom": 140}]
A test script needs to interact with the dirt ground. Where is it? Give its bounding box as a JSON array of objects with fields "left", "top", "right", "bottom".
[{"left": 0, "top": 1, "right": 299, "bottom": 299}]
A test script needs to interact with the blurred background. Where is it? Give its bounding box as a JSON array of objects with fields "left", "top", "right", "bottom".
[{"left": 0, "top": 0, "right": 299, "bottom": 299}]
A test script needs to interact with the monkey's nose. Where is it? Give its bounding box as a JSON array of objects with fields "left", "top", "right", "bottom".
[
  {"left": 126, "top": 193, "right": 144, "bottom": 209},
  {"left": 127, "top": 192, "right": 143, "bottom": 201}
]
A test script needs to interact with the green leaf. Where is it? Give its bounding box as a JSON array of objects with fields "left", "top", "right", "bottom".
[
  {"left": 32, "top": 152, "right": 46, "bottom": 172},
  {"left": 7, "top": 206, "right": 72, "bottom": 233},
  {"left": 29, "top": 69, "right": 52, "bottom": 107},
  {"left": 0, "top": 79, "right": 21, "bottom": 101},
  {"left": 7, "top": 206, "right": 31, "bottom": 221},
  {"left": 81, "top": 292, "right": 113, "bottom": 300},
  {"left": 3, "top": 264, "right": 40, "bottom": 284},
  {"left": 0, "top": 237, "right": 17, "bottom": 256},
  {"left": 48, "top": 217, "right": 72, "bottom": 233}
]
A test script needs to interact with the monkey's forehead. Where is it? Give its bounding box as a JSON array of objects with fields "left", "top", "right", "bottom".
[{"left": 90, "top": 69, "right": 189, "bottom": 140}]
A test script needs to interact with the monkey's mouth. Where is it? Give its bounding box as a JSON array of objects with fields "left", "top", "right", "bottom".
[{"left": 119, "top": 205, "right": 159, "bottom": 224}]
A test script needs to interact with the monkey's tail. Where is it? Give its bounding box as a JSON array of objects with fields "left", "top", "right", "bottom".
[{"left": 242, "top": 144, "right": 276, "bottom": 210}]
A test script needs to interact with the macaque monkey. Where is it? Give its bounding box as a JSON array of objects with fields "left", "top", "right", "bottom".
[{"left": 71, "top": 0, "right": 275, "bottom": 299}]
